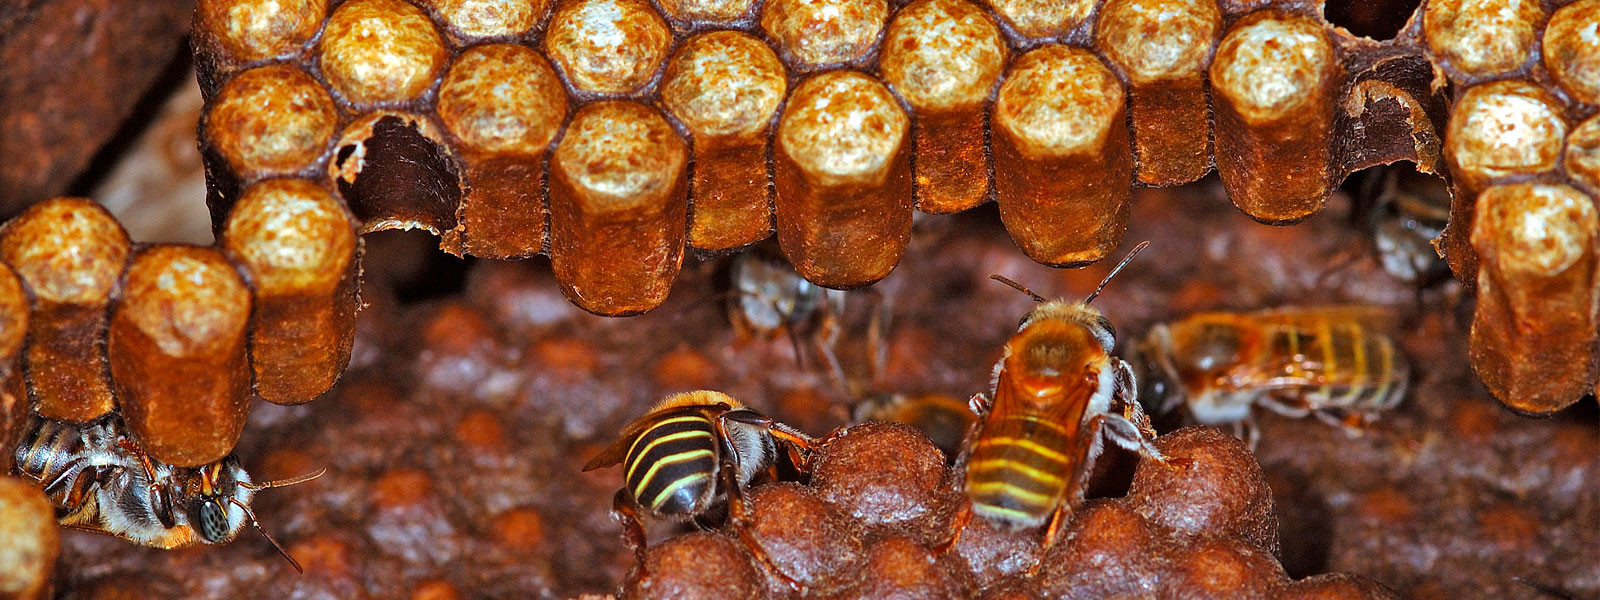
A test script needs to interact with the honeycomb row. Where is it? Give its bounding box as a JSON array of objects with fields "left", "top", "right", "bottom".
[
  {"left": 184, "top": 0, "right": 1600, "bottom": 416},
  {"left": 1430, "top": 0, "right": 1600, "bottom": 417},
  {"left": 0, "top": 189, "right": 359, "bottom": 468},
  {"left": 192, "top": 0, "right": 1463, "bottom": 300}
]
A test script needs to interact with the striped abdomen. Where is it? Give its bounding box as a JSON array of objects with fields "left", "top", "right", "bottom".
[
  {"left": 623, "top": 410, "right": 720, "bottom": 517},
  {"left": 1254, "top": 314, "right": 1409, "bottom": 413},
  {"left": 964, "top": 411, "right": 1085, "bottom": 528},
  {"left": 13, "top": 418, "right": 95, "bottom": 512}
]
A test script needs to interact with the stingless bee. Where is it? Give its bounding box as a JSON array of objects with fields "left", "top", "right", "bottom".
[
  {"left": 851, "top": 392, "right": 975, "bottom": 462},
  {"left": 1136, "top": 306, "right": 1410, "bottom": 445},
  {"left": 946, "top": 242, "right": 1173, "bottom": 565},
  {"left": 1357, "top": 163, "right": 1452, "bottom": 286},
  {"left": 11, "top": 414, "right": 323, "bottom": 572},
  {"left": 728, "top": 247, "right": 852, "bottom": 379},
  {"left": 583, "top": 390, "right": 816, "bottom": 578}
]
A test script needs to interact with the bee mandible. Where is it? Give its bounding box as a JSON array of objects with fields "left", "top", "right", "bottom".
[
  {"left": 1136, "top": 306, "right": 1410, "bottom": 446},
  {"left": 11, "top": 414, "right": 323, "bottom": 572},
  {"left": 945, "top": 242, "right": 1173, "bottom": 567}
]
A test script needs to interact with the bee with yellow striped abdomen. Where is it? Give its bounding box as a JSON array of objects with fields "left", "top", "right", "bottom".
[
  {"left": 1137, "top": 306, "right": 1409, "bottom": 445},
  {"left": 945, "top": 243, "right": 1172, "bottom": 565},
  {"left": 11, "top": 414, "right": 323, "bottom": 572},
  {"left": 583, "top": 390, "right": 815, "bottom": 572}
]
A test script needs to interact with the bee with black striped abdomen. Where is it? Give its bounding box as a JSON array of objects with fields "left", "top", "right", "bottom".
[
  {"left": 1136, "top": 306, "right": 1409, "bottom": 445},
  {"left": 11, "top": 414, "right": 323, "bottom": 572},
  {"left": 945, "top": 243, "right": 1173, "bottom": 567},
  {"left": 583, "top": 390, "right": 815, "bottom": 573}
]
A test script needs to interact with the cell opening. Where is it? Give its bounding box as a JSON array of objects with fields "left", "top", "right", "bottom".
[
  {"left": 1325, "top": 0, "right": 1422, "bottom": 41},
  {"left": 333, "top": 115, "right": 462, "bottom": 244}
]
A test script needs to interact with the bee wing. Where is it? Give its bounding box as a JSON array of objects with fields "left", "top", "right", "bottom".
[
  {"left": 581, "top": 415, "right": 659, "bottom": 472},
  {"left": 1256, "top": 305, "right": 1398, "bottom": 332}
]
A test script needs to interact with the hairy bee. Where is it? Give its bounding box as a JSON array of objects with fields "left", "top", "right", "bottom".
[
  {"left": 583, "top": 391, "right": 815, "bottom": 573},
  {"left": 1359, "top": 164, "right": 1451, "bottom": 286},
  {"left": 947, "top": 243, "right": 1170, "bottom": 562},
  {"left": 727, "top": 247, "right": 852, "bottom": 379},
  {"left": 11, "top": 414, "right": 322, "bottom": 572},
  {"left": 851, "top": 392, "right": 975, "bottom": 461},
  {"left": 1137, "top": 306, "right": 1410, "bottom": 444}
]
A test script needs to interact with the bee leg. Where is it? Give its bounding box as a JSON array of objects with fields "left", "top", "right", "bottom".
[
  {"left": 1113, "top": 359, "right": 1158, "bottom": 438},
  {"left": 610, "top": 489, "right": 649, "bottom": 569},
  {"left": 931, "top": 497, "right": 972, "bottom": 556},
  {"left": 861, "top": 286, "right": 890, "bottom": 386},
  {"left": 1311, "top": 408, "right": 1369, "bottom": 438},
  {"left": 1096, "top": 414, "right": 1177, "bottom": 467},
  {"left": 725, "top": 410, "right": 817, "bottom": 452},
  {"left": 1023, "top": 503, "right": 1071, "bottom": 577},
  {"left": 40, "top": 457, "right": 88, "bottom": 497},
  {"left": 1235, "top": 417, "right": 1263, "bottom": 451},
  {"left": 724, "top": 411, "right": 818, "bottom": 474},
  {"left": 721, "top": 459, "right": 806, "bottom": 594},
  {"left": 967, "top": 393, "right": 992, "bottom": 418},
  {"left": 1255, "top": 393, "right": 1312, "bottom": 420},
  {"left": 811, "top": 304, "right": 853, "bottom": 399}
]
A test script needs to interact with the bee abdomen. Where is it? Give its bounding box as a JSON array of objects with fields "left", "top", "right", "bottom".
[
  {"left": 14, "top": 419, "right": 81, "bottom": 483},
  {"left": 964, "top": 416, "right": 1074, "bottom": 528},
  {"left": 1274, "top": 319, "right": 1409, "bottom": 414},
  {"left": 623, "top": 414, "right": 719, "bottom": 516}
]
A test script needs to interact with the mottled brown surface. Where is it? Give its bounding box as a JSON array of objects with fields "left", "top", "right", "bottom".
[
  {"left": 0, "top": 266, "right": 25, "bottom": 475},
  {"left": 774, "top": 72, "right": 911, "bottom": 289},
  {"left": 547, "top": 101, "right": 687, "bottom": 316},
  {"left": 437, "top": 43, "right": 566, "bottom": 259},
  {"left": 110, "top": 245, "right": 252, "bottom": 467},
  {"left": 202, "top": 65, "right": 338, "bottom": 177},
  {"left": 660, "top": 31, "right": 784, "bottom": 251},
  {"left": 992, "top": 45, "right": 1131, "bottom": 267},
  {"left": 221, "top": 178, "right": 361, "bottom": 405},
  {"left": 0, "top": 476, "right": 57, "bottom": 600},
  {"left": 879, "top": 0, "right": 1005, "bottom": 214},
  {"left": 0, "top": 199, "right": 129, "bottom": 424},
  {"left": 317, "top": 0, "right": 448, "bottom": 109},
  {"left": 1468, "top": 183, "right": 1600, "bottom": 415},
  {"left": 545, "top": 0, "right": 671, "bottom": 97},
  {"left": 178, "top": 0, "right": 1476, "bottom": 321},
  {"left": 1209, "top": 11, "right": 1339, "bottom": 224},
  {"left": 0, "top": 0, "right": 192, "bottom": 218},
  {"left": 1094, "top": 0, "right": 1219, "bottom": 186}
]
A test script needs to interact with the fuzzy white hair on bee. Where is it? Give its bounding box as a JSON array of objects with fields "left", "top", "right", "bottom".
[
  {"left": 989, "top": 241, "right": 1148, "bottom": 352},
  {"left": 98, "top": 457, "right": 322, "bottom": 572}
]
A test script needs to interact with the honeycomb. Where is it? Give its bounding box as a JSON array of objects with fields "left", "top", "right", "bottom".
[
  {"left": 0, "top": 0, "right": 1596, "bottom": 596},
  {"left": 0, "top": 0, "right": 1555, "bottom": 414}
]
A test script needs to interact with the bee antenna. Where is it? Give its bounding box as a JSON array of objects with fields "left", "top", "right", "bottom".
[
  {"left": 988, "top": 274, "right": 1047, "bottom": 303},
  {"left": 1085, "top": 241, "right": 1149, "bottom": 305},
  {"left": 242, "top": 467, "right": 327, "bottom": 490},
  {"left": 228, "top": 497, "right": 303, "bottom": 574}
]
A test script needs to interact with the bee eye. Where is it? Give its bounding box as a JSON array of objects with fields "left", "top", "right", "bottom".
[
  {"left": 195, "top": 500, "right": 231, "bottom": 543},
  {"left": 1096, "top": 316, "right": 1115, "bottom": 342}
]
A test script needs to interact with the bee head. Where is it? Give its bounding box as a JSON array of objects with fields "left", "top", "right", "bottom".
[{"left": 192, "top": 459, "right": 247, "bottom": 544}]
